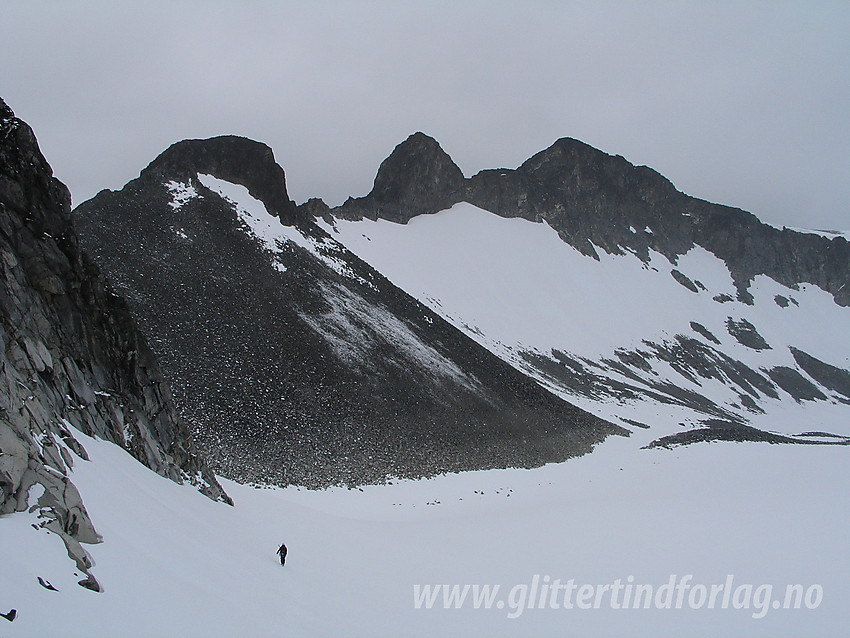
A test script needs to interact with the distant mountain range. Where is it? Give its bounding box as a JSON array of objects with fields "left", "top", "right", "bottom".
[
  {"left": 335, "top": 132, "right": 849, "bottom": 307},
  {"left": 323, "top": 133, "right": 850, "bottom": 447}
]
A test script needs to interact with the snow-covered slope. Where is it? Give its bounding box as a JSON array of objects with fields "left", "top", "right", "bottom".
[
  {"left": 321, "top": 202, "right": 850, "bottom": 442},
  {"left": 7, "top": 118, "right": 847, "bottom": 638},
  {"left": 1, "top": 421, "right": 847, "bottom": 637}
]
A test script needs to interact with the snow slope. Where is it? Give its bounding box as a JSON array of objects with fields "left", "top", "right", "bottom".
[
  {"left": 319, "top": 203, "right": 850, "bottom": 438},
  {"left": 1, "top": 423, "right": 847, "bottom": 638},
  {"left": 196, "top": 173, "right": 366, "bottom": 280},
  {"left": 17, "top": 143, "right": 843, "bottom": 637}
]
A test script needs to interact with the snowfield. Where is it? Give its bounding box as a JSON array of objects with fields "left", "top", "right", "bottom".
[
  {"left": 181, "top": 181, "right": 850, "bottom": 443},
  {"left": 4, "top": 185, "right": 846, "bottom": 637},
  {"left": 321, "top": 203, "right": 850, "bottom": 370},
  {"left": 320, "top": 203, "right": 850, "bottom": 437},
  {"left": 1, "top": 425, "right": 847, "bottom": 637}
]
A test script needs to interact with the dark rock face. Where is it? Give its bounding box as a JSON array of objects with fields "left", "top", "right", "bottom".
[
  {"left": 766, "top": 366, "right": 827, "bottom": 402},
  {"left": 790, "top": 347, "right": 850, "bottom": 401},
  {"left": 465, "top": 138, "right": 686, "bottom": 260},
  {"left": 726, "top": 317, "right": 771, "bottom": 350},
  {"left": 0, "top": 98, "right": 228, "bottom": 587},
  {"left": 74, "top": 135, "right": 621, "bottom": 487},
  {"left": 329, "top": 134, "right": 850, "bottom": 307},
  {"left": 140, "top": 135, "right": 300, "bottom": 225},
  {"left": 520, "top": 325, "right": 794, "bottom": 424},
  {"left": 336, "top": 132, "right": 466, "bottom": 224},
  {"left": 646, "top": 419, "right": 849, "bottom": 449},
  {"left": 690, "top": 321, "right": 720, "bottom": 345},
  {"left": 297, "top": 197, "right": 332, "bottom": 224},
  {"left": 671, "top": 269, "right": 699, "bottom": 293}
]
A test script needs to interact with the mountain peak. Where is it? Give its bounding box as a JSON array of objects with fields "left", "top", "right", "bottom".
[
  {"left": 336, "top": 132, "right": 465, "bottom": 223},
  {"left": 519, "top": 136, "right": 677, "bottom": 196},
  {"left": 0, "top": 97, "right": 13, "bottom": 120},
  {"left": 371, "top": 131, "right": 464, "bottom": 208},
  {"left": 403, "top": 130, "right": 443, "bottom": 146},
  {"left": 326, "top": 133, "right": 848, "bottom": 306},
  {"left": 140, "top": 135, "right": 298, "bottom": 224}
]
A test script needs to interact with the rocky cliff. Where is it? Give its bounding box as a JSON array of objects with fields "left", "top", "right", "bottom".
[
  {"left": 0, "top": 98, "right": 228, "bottom": 591},
  {"left": 140, "top": 135, "right": 302, "bottom": 225},
  {"left": 336, "top": 134, "right": 849, "bottom": 307},
  {"left": 338, "top": 132, "right": 466, "bottom": 223}
]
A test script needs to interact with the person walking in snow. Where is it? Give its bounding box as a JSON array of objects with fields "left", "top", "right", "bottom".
[{"left": 277, "top": 543, "right": 288, "bottom": 566}]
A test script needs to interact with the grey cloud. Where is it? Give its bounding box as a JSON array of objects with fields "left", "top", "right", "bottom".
[{"left": 1, "top": 1, "right": 848, "bottom": 230}]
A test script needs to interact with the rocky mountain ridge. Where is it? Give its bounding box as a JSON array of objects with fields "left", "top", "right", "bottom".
[
  {"left": 0, "top": 98, "right": 228, "bottom": 591},
  {"left": 75, "top": 137, "right": 621, "bottom": 487},
  {"left": 335, "top": 133, "right": 849, "bottom": 307},
  {"left": 139, "top": 135, "right": 303, "bottom": 225},
  {"left": 321, "top": 133, "right": 849, "bottom": 445}
]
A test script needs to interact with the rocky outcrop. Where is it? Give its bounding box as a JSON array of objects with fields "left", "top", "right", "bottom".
[
  {"left": 0, "top": 98, "right": 229, "bottom": 590},
  {"left": 726, "top": 317, "right": 771, "bottom": 351},
  {"left": 329, "top": 134, "right": 850, "bottom": 307},
  {"left": 465, "top": 137, "right": 688, "bottom": 260},
  {"left": 139, "top": 135, "right": 301, "bottom": 225},
  {"left": 790, "top": 347, "right": 850, "bottom": 400},
  {"left": 336, "top": 132, "right": 466, "bottom": 223}
]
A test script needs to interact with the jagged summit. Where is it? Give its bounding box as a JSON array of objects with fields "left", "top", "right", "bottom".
[
  {"left": 464, "top": 135, "right": 688, "bottom": 259},
  {"left": 327, "top": 131, "right": 849, "bottom": 307},
  {"left": 518, "top": 136, "right": 679, "bottom": 204},
  {"left": 337, "top": 132, "right": 465, "bottom": 223},
  {"left": 140, "top": 135, "right": 299, "bottom": 224},
  {"left": 0, "top": 99, "right": 71, "bottom": 226},
  {"left": 0, "top": 97, "right": 13, "bottom": 119}
]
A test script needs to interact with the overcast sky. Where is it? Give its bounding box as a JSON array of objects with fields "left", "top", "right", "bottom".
[{"left": 2, "top": 1, "right": 849, "bottom": 230}]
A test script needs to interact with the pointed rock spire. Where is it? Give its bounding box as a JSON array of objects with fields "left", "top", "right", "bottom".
[{"left": 338, "top": 132, "right": 465, "bottom": 223}]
